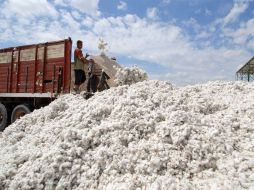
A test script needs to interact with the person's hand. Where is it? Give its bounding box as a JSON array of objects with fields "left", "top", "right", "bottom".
[{"left": 85, "top": 53, "right": 90, "bottom": 58}]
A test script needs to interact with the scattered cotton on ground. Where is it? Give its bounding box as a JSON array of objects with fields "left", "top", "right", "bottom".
[{"left": 1, "top": 80, "right": 254, "bottom": 190}]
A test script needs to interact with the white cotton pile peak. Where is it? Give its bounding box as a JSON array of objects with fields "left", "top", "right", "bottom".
[
  {"left": 1, "top": 80, "right": 254, "bottom": 190},
  {"left": 114, "top": 66, "right": 148, "bottom": 86}
]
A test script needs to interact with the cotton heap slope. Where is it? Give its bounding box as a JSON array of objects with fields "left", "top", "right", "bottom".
[
  {"left": 114, "top": 66, "right": 148, "bottom": 86},
  {"left": 1, "top": 80, "right": 254, "bottom": 190}
]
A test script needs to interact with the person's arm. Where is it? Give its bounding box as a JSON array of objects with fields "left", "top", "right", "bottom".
[{"left": 75, "top": 49, "right": 88, "bottom": 64}]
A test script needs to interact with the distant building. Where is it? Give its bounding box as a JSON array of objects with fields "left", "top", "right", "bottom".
[{"left": 236, "top": 57, "right": 254, "bottom": 81}]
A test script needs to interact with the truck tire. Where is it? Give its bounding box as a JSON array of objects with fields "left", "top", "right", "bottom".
[
  {"left": 11, "top": 104, "right": 31, "bottom": 123},
  {"left": 0, "top": 103, "right": 8, "bottom": 131}
]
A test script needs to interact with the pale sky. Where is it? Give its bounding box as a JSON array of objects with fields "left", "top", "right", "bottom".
[{"left": 0, "top": 0, "right": 253, "bottom": 85}]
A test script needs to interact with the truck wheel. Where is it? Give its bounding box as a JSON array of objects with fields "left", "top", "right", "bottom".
[
  {"left": 11, "top": 104, "right": 31, "bottom": 123},
  {"left": 0, "top": 103, "right": 8, "bottom": 131}
]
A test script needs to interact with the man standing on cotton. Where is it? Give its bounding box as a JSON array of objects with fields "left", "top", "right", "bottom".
[{"left": 73, "top": 40, "right": 89, "bottom": 94}]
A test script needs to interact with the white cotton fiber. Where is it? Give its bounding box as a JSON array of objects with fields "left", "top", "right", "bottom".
[
  {"left": 0, "top": 77, "right": 254, "bottom": 190},
  {"left": 114, "top": 66, "right": 148, "bottom": 86}
]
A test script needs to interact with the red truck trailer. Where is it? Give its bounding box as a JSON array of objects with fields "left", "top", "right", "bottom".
[{"left": 0, "top": 38, "right": 72, "bottom": 130}]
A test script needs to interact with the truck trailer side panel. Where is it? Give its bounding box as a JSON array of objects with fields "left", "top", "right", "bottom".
[
  {"left": 0, "top": 38, "right": 72, "bottom": 94},
  {"left": 0, "top": 38, "right": 72, "bottom": 130}
]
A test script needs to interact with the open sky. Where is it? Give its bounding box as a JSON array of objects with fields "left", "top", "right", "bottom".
[{"left": 0, "top": 0, "right": 253, "bottom": 85}]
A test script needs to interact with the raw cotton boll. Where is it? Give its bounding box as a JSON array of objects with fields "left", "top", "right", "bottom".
[
  {"left": 104, "top": 180, "right": 136, "bottom": 190},
  {"left": 170, "top": 125, "right": 192, "bottom": 146},
  {"left": 149, "top": 156, "right": 163, "bottom": 172},
  {"left": 149, "top": 177, "right": 191, "bottom": 190},
  {"left": 48, "top": 101, "right": 69, "bottom": 120},
  {"left": 155, "top": 124, "right": 173, "bottom": 144}
]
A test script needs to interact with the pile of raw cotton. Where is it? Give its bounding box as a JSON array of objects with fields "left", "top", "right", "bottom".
[
  {"left": 114, "top": 66, "right": 148, "bottom": 86},
  {"left": 1, "top": 79, "right": 254, "bottom": 190}
]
